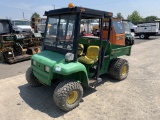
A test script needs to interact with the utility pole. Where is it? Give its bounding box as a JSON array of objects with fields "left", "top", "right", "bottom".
[
  {"left": 22, "top": 12, "right": 24, "bottom": 19},
  {"left": 52, "top": 5, "right": 55, "bottom": 9}
]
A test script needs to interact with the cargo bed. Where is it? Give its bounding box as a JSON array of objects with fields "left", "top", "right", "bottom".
[{"left": 110, "top": 44, "right": 131, "bottom": 59}]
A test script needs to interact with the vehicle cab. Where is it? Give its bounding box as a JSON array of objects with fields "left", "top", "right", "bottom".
[
  {"left": 11, "top": 19, "right": 34, "bottom": 34},
  {"left": 122, "top": 20, "right": 134, "bottom": 46},
  {"left": 31, "top": 5, "right": 114, "bottom": 86},
  {"left": 90, "top": 18, "right": 126, "bottom": 45}
]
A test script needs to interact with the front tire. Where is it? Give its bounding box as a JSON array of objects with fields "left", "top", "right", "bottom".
[
  {"left": 25, "top": 67, "right": 43, "bottom": 87},
  {"left": 108, "top": 58, "right": 129, "bottom": 80},
  {"left": 53, "top": 80, "right": 83, "bottom": 111}
]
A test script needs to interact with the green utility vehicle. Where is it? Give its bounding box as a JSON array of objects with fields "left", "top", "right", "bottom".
[
  {"left": 122, "top": 20, "right": 134, "bottom": 46},
  {"left": 26, "top": 4, "right": 132, "bottom": 111}
]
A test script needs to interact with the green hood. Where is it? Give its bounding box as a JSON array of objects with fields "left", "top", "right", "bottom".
[
  {"left": 32, "top": 50, "right": 89, "bottom": 87},
  {"left": 32, "top": 50, "right": 65, "bottom": 67}
]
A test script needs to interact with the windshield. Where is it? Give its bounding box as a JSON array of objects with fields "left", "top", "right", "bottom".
[
  {"left": 112, "top": 20, "right": 125, "bottom": 34},
  {"left": 13, "top": 20, "right": 30, "bottom": 25},
  {"left": 40, "top": 19, "right": 46, "bottom": 24},
  {"left": 122, "top": 21, "right": 131, "bottom": 34},
  {"left": 129, "top": 22, "right": 135, "bottom": 27},
  {"left": 45, "top": 15, "right": 75, "bottom": 51},
  {"left": 80, "top": 19, "right": 100, "bottom": 36},
  {"left": 0, "top": 21, "right": 10, "bottom": 34}
]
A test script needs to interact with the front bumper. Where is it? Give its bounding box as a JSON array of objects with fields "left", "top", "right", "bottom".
[{"left": 32, "top": 64, "right": 53, "bottom": 86}]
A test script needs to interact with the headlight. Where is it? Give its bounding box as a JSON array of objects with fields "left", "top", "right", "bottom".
[
  {"left": 55, "top": 66, "right": 61, "bottom": 71},
  {"left": 33, "top": 60, "right": 36, "bottom": 65},
  {"left": 17, "top": 27, "right": 22, "bottom": 31},
  {"left": 45, "top": 66, "right": 50, "bottom": 72}
]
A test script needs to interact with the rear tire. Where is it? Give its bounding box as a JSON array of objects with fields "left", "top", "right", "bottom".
[
  {"left": 140, "top": 34, "right": 145, "bottom": 39},
  {"left": 53, "top": 80, "right": 83, "bottom": 111},
  {"left": 26, "top": 67, "right": 43, "bottom": 87},
  {"left": 108, "top": 58, "right": 129, "bottom": 80}
]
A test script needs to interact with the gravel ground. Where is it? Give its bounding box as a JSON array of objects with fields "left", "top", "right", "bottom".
[
  {"left": 0, "top": 60, "right": 30, "bottom": 80},
  {"left": 134, "top": 36, "right": 160, "bottom": 44},
  {"left": 0, "top": 38, "right": 160, "bottom": 120}
]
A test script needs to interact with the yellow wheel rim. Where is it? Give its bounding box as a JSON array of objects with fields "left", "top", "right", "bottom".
[
  {"left": 67, "top": 90, "right": 78, "bottom": 105},
  {"left": 122, "top": 65, "right": 127, "bottom": 76}
]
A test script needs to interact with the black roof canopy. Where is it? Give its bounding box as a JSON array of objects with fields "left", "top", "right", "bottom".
[
  {"left": 44, "top": 7, "right": 113, "bottom": 18},
  {"left": 122, "top": 19, "right": 130, "bottom": 22},
  {"left": 0, "top": 19, "right": 11, "bottom": 22}
]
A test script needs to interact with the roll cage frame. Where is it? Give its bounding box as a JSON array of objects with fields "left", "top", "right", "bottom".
[{"left": 43, "top": 7, "right": 113, "bottom": 79}]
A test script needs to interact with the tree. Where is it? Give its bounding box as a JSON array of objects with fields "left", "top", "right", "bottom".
[
  {"left": 127, "top": 11, "right": 144, "bottom": 24},
  {"left": 116, "top": 12, "right": 124, "bottom": 19},
  {"left": 144, "top": 16, "right": 159, "bottom": 22},
  {"left": 30, "top": 12, "right": 40, "bottom": 20}
]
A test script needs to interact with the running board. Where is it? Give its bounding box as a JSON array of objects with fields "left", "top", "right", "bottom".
[{"left": 89, "top": 78, "right": 102, "bottom": 88}]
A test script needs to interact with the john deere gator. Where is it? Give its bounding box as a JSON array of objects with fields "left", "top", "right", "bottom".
[{"left": 26, "top": 3, "right": 132, "bottom": 111}]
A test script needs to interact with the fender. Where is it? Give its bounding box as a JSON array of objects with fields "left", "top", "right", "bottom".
[{"left": 53, "top": 61, "right": 89, "bottom": 87}]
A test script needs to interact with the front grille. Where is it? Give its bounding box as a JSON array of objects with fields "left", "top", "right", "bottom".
[{"left": 36, "top": 61, "right": 45, "bottom": 71}]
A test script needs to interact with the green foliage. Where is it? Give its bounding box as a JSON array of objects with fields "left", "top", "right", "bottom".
[
  {"left": 31, "top": 12, "right": 40, "bottom": 20},
  {"left": 116, "top": 12, "right": 124, "bottom": 19},
  {"left": 127, "top": 11, "right": 144, "bottom": 24},
  {"left": 144, "top": 16, "right": 159, "bottom": 22}
]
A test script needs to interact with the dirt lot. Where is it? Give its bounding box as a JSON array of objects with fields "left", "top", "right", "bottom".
[
  {"left": 134, "top": 36, "right": 160, "bottom": 44},
  {"left": 0, "top": 38, "right": 160, "bottom": 120}
]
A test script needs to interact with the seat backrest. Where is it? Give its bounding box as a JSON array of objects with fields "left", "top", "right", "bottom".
[
  {"left": 78, "top": 44, "right": 84, "bottom": 55},
  {"left": 86, "top": 46, "right": 100, "bottom": 59}
]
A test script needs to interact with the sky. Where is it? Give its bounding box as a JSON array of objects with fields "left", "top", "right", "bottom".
[{"left": 1, "top": 0, "right": 160, "bottom": 20}]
